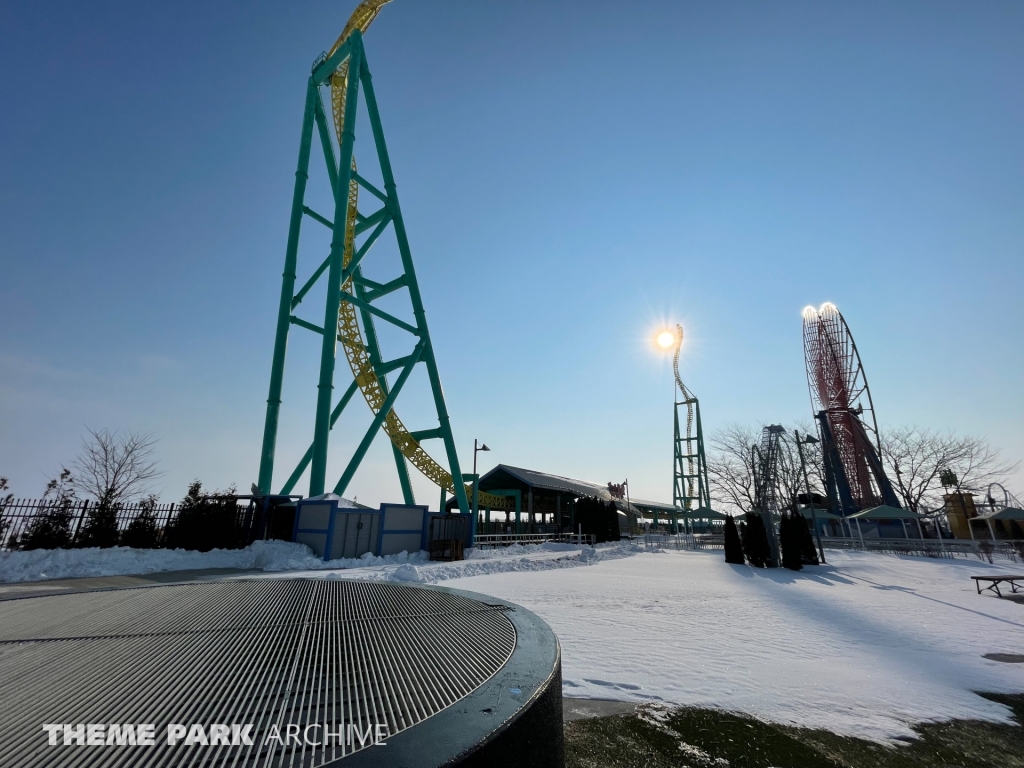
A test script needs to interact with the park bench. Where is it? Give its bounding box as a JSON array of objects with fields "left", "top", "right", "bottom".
[{"left": 972, "top": 575, "right": 1024, "bottom": 598}]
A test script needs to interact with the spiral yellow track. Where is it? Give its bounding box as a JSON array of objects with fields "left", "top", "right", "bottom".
[{"left": 325, "top": 1, "right": 507, "bottom": 510}]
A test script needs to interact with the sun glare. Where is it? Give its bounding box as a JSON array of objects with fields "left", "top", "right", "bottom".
[{"left": 656, "top": 330, "right": 676, "bottom": 349}]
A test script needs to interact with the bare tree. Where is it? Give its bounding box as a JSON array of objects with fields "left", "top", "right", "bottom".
[
  {"left": 706, "top": 424, "right": 758, "bottom": 515},
  {"left": 73, "top": 429, "right": 162, "bottom": 507},
  {"left": 792, "top": 421, "right": 828, "bottom": 504},
  {"left": 708, "top": 422, "right": 827, "bottom": 516},
  {"left": 880, "top": 427, "right": 1019, "bottom": 513},
  {"left": 711, "top": 422, "right": 1018, "bottom": 518}
]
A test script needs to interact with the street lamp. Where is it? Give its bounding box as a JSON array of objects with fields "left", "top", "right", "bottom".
[
  {"left": 472, "top": 439, "right": 490, "bottom": 524},
  {"left": 794, "top": 430, "right": 827, "bottom": 565}
]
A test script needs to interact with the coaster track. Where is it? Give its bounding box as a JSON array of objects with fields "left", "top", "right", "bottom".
[
  {"left": 672, "top": 324, "right": 697, "bottom": 506},
  {"left": 324, "top": 1, "right": 508, "bottom": 509}
]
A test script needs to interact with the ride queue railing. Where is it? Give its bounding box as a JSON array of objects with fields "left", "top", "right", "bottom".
[
  {"left": 821, "top": 536, "right": 1024, "bottom": 563},
  {"left": 633, "top": 532, "right": 725, "bottom": 551},
  {"left": 472, "top": 532, "right": 596, "bottom": 549}
]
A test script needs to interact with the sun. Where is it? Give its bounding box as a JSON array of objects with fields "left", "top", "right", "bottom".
[{"left": 656, "top": 330, "right": 676, "bottom": 349}]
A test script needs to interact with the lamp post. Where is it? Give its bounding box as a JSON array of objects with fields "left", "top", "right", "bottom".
[
  {"left": 794, "top": 430, "right": 826, "bottom": 565},
  {"left": 472, "top": 439, "right": 490, "bottom": 525}
]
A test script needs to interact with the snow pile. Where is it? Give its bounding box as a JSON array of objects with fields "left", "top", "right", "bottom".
[
  {"left": 0, "top": 538, "right": 632, "bottom": 585},
  {"left": 389, "top": 564, "right": 426, "bottom": 583},
  {"left": 441, "top": 549, "right": 1024, "bottom": 742},
  {"left": 346, "top": 540, "right": 643, "bottom": 584},
  {"left": 0, "top": 540, "right": 431, "bottom": 584}
]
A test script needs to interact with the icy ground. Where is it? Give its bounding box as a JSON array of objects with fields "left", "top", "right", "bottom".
[{"left": 3, "top": 541, "right": 1024, "bottom": 741}]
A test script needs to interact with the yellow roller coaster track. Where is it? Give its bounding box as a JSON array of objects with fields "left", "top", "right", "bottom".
[{"left": 325, "top": 0, "right": 509, "bottom": 510}]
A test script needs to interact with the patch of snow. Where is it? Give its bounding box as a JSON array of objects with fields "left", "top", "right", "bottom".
[{"left": 389, "top": 564, "right": 425, "bottom": 583}]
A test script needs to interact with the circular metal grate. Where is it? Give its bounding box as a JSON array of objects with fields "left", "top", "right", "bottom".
[{"left": 0, "top": 579, "right": 517, "bottom": 767}]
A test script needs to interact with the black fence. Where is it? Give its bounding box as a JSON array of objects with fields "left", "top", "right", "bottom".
[{"left": 0, "top": 497, "right": 297, "bottom": 553}]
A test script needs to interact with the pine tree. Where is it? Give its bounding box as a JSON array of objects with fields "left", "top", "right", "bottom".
[
  {"left": 724, "top": 514, "right": 745, "bottom": 564},
  {"left": 164, "top": 481, "right": 239, "bottom": 551},
  {"left": 780, "top": 511, "right": 803, "bottom": 571},
  {"left": 797, "top": 511, "right": 820, "bottom": 565},
  {"left": 120, "top": 495, "right": 159, "bottom": 549},
  {"left": 604, "top": 500, "right": 621, "bottom": 542},
  {"left": 20, "top": 469, "right": 76, "bottom": 551},
  {"left": 743, "top": 512, "right": 772, "bottom": 568},
  {"left": 75, "top": 490, "right": 121, "bottom": 548},
  {"left": 0, "top": 477, "right": 11, "bottom": 549}
]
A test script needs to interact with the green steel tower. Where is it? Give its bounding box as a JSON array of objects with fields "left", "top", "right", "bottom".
[
  {"left": 256, "top": 6, "right": 470, "bottom": 513},
  {"left": 671, "top": 325, "right": 711, "bottom": 531}
]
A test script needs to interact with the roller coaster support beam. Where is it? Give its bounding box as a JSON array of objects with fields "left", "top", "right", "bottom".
[
  {"left": 310, "top": 39, "right": 363, "bottom": 496},
  {"left": 258, "top": 79, "right": 318, "bottom": 496},
  {"left": 256, "top": 31, "right": 469, "bottom": 513},
  {"left": 359, "top": 53, "right": 470, "bottom": 515}
]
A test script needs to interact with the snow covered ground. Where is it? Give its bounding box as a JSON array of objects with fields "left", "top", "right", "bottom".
[
  {"left": 446, "top": 549, "right": 1024, "bottom": 742},
  {"left": 279, "top": 545, "right": 1024, "bottom": 742},
  {"left": 0, "top": 538, "right": 624, "bottom": 584},
  {"left": 4, "top": 540, "right": 1024, "bottom": 742}
]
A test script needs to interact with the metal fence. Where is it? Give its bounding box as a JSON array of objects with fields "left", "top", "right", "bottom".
[
  {"left": 821, "top": 536, "right": 1024, "bottom": 563},
  {"left": 0, "top": 497, "right": 285, "bottom": 552},
  {"left": 472, "top": 532, "right": 596, "bottom": 549},
  {"left": 632, "top": 533, "right": 725, "bottom": 551}
]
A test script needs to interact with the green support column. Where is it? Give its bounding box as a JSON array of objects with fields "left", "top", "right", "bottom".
[
  {"left": 310, "top": 42, "right": 363, "bottom": 497},
  {"left": 257, "top": 79, "right": 318, "bottom": 495},
  {"left": 359, "top": 59, "right": 469, "bottom": 515},
  {"left": 351, "top": 265, "right": 415, "bottom": 504},
  {"left": 258, "top": 30, "right": 474, "bottom": 514}
]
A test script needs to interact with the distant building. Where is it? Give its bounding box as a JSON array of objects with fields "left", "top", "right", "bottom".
[{"left": 447, "top": 464, "right": 658, "bottom": 534}]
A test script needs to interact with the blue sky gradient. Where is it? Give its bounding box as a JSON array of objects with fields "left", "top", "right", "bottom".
[{"left": 1, "top": 0, "right": 1021, "bottom": 505}]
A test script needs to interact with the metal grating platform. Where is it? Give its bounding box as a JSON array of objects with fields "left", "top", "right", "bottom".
[{"left": 0, "top": 579, "right": 518, "bottom": 767}]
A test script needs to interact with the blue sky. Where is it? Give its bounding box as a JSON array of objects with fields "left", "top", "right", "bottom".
[{"left": 1, "top": 0, "right": 1021, "bottom": 506}]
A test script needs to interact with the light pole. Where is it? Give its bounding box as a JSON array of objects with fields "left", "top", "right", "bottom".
[
  {"left": 472, "top": 439, "right": 490, "bottom": 525},
  {"left": 794, "top": 430, "right": 826, "bottom": 565}
]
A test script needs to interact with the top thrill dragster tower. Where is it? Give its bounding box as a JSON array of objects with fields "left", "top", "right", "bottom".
[{"left": 802, "top": 303, "right": 901, "bottom": 516}]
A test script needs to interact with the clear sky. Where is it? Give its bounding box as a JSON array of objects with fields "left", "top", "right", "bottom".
[{"left": 1, "top": 0, "right": 1021, "bottom": 507}]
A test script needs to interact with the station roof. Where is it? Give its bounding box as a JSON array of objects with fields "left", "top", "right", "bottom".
[
  {"left": 797, "top": 506, "right": 843, "bottom": 520},
  {"left": 977, "top": 506, "right": 1024, "bottom": 521},
  {"left": 477, "top": 464, "right": 658, "bottom": 514},
  {"left": 849, "top": 505, "right": 923, "bottom": 520},
  {"left": 630, "top": 498, "right": 678, "bottom": 514}
]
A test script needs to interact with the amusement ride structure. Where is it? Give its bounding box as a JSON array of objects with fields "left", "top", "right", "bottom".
[
  {"left": 802, "top": 302, "right": 901, "bottom": 516},
  {"left": 670, "top": 325, "right": 712, "bottom": 531},
  {"left": 256, "top": 0, "right": 507, "bottom": 514},
  {"left": 751, "top": 424, "right": 787, "bottom": 565}
]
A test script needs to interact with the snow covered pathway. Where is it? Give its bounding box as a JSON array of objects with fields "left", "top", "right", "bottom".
[{"left": 442, "top": 550, "right": 1024, "bottom": 742}]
